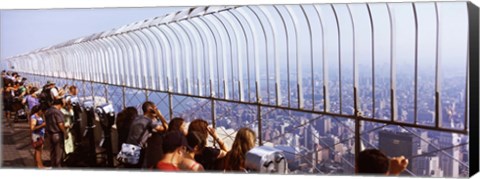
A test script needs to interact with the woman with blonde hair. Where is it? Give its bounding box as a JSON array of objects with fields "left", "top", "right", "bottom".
[{"left": 221, "top": 127, "right": 256, "bottom": 172}]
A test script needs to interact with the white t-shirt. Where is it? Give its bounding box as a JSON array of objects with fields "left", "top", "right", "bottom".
[
  {"left": 50, "top": 87, "right": 61, "bottom": 99},
  {"left": 65, "top": 95, "right": 79, "bottom": 104}
]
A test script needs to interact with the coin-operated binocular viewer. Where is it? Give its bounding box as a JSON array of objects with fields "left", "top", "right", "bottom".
[
  {"left": 82, "top": 100, "right": 97, "bottom": 167},
  {"left": 95, "top": 103, "right": 115, "bottom": 167},
  {"left": 245, "top": 146, "right": 288, "bottom": 174},
  {"left": 70, "top": 99, "right": 82, "bottom": 147}
]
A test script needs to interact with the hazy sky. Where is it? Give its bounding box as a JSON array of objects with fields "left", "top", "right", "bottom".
[{"left": 0, "top": 6, "right": 185, "bottom": 59}]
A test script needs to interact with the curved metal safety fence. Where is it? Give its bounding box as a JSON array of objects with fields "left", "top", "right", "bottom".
[{"left": 4, "top": 2, "right": 477, "bottom": 177}]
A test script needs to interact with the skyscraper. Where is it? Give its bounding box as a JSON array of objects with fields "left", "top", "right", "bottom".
[
  {"left": 378, "top": 130, "right": 420, "bottom": 174},
  {"left": 437, "top": 132, "right": 461, "bottom": 177}
]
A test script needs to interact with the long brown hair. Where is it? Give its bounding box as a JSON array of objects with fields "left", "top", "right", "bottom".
[
  {"left": 188, "top": 119, "right": 209, "bottom": 141},
  {"left": 223, "top": 127, "right": 256, "bottom": 171}
]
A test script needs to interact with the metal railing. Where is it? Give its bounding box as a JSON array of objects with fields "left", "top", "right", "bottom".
[{"left": 5, "top": 2, "right": 476, "bottom": 177}]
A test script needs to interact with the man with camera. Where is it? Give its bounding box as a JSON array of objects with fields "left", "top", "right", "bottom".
[{"left": 124, "top": 101, "right": 169, "bottom": 168}]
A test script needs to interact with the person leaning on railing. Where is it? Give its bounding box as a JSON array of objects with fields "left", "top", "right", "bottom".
[{"left": 357, "top": 149, "right": 409, "bottom": 176}]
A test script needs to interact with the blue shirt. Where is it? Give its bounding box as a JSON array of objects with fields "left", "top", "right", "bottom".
[
  {"left": 25, "top": 95, "right": 40, "bottom": 110},
  {"left": 31, "top": 114, "right": 45, "bottom": 137}
]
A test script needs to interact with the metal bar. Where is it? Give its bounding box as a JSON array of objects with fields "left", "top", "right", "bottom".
[
  {"left": 175, "top": 21, "right": 200, "bottom": 96},
  {"left": 412, "top": 3, "right": 419, "bottom": 125},
  {"left": 271, "top": 6, "right": 290, "bottom": 107},
  {"left": 195, "top": 17, "right": 221, "bottom": 98},
  {"left": 122, "top": 34, "right": 143, "bottom": 88},
  {"left": 105, "top": 83, "right": 109, "bottom": 103},
  {"left": 347, "top": 4, "right": 361, "bottom": 173},
  {"left": 103, "top": 39, "right": 116, "bottom": 85},
  {"left": 386, "top": 3, "right": 397, "bottom": 122},
  {"left": 434, "top": 2, "right": 441, "bottom": 128},
  {"left": 467, "top": 2, "right": 479, "bottom": 175},
  {"left": 246, "top": 6, "right": 267, "bottom": 102},
  {"left": 312, "top": 5, "right": 329, "bottom": 113},
  {"left": 142, "top": 28, "right": 165, "bottom": 91},
  {"left": 88, "top": 41, "right": 102, "bottom": 82},
  {"left": 171, "top": 22, "right": 194, "bottom": 95},
  {"left": 145, "top": 89, "right": 149, "bottom": 101},
  {"left": 255, "top": 6, "right": 282, "bottom": 106},
  {"left": 75, "top": 44, "right": 89, "bottom": 81},
  {"left": 257, "top": 104, "right": 262, "bottom": 146},
  {"left": 246, "top": 7, "right": 269, "bottom": 105},
  {"left": 200, "top": 16, "right": 226, "bottom": 99},
  {"left": 299, "top": 5, "right": 314, "bottom": 111},
  {"left": 93, "top": 40, "right": 107, "bottom": 83},
  {"left": 134, "top": 30, "right": 155, "bottom": 90},
  {"left": 96, "top": 39, "right": 111, "bottom": 84},
  {"left": 147, "top": 27, "right": 170, "bottom": 91},
  {"left": 211, "top": 99, "right": 216, "bottom": 145},
  {"left": 331, "top": 4, "right": 343, "bottom": 114},
  {"left": 111, "top": 35, "right": 131, "bottom": 87},
  {"left": 189, "top": 18, "right": 216, "bottom": 98},
  {"left": 225, "top": 9, "right": 248, "bottom": 102},
  {"left": 102, "top": 38, "right": 122, "bottom": 86},
  {"left": 210, "top": 14, "right": 233, "bottom": 100},
  {"left": 232, "top": 8, "right": 254, "bottom": 102},
  {"left": 122, "top": 85, "right": 126, "bottom": 109},
  {"left": 283, "top": 5, "right": 303, "bottom": 109},
  {"left": 111, "top": 35, "right": 129, "bottom": 86},
  {"left": 354, "top": 110, "right": 361, "bottom": 174},
  {"left": 168, "top": 93, "right": 173, "bottom": 120},
  {"left": 153, "top": 26, "right": 175, "bottom": 92},
  {"left": 82, "top": 43, "right": 96, "bottom": 82},
  {"left": 366, "top": 3, "right": 375, "bottom": 119},
  {"left": 465, "top": 19, "right": 469, "bottom": 132},
  {"left": 90, "top": 81, "right": 95, "bottom": 101},
  {"left": 130, "top": 31, "right": 150, "bottom": 90},
  {"left": 92, "top": 41, "right": 107, "bottom": 83},
  {"left": 219, "top": 10, "right": 242, "bottom": 102},
  {"left": 347, "top": 4, "right": 358, "bottom": 116},
  {"left": 182, "top": 20, "right": 208, "bottom": 96}
]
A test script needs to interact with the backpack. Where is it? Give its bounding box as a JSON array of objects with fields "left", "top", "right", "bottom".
[{"left": 38, "top": 87, "right": 56, "bottom": 107}]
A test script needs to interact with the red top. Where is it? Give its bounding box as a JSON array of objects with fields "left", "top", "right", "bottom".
[{"left": 156, "top": 162, "right": 180, "bottom": 171}]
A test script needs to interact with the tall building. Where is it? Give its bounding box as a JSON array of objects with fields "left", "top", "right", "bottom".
[
  {"left": 319, "top": 135, "right": 339, "bottom": 161},
  {"left": 412, "top": 154, "right": 444, "bottom": 177},
  {"left": 437, "top": 131, "right": 461, "bottom": 177},
  {"left": 315, "top": 117, "right": 332, "bottom": 136},
  {"left": 378, "top": 130, "right": 420, "bottom": 174}
]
